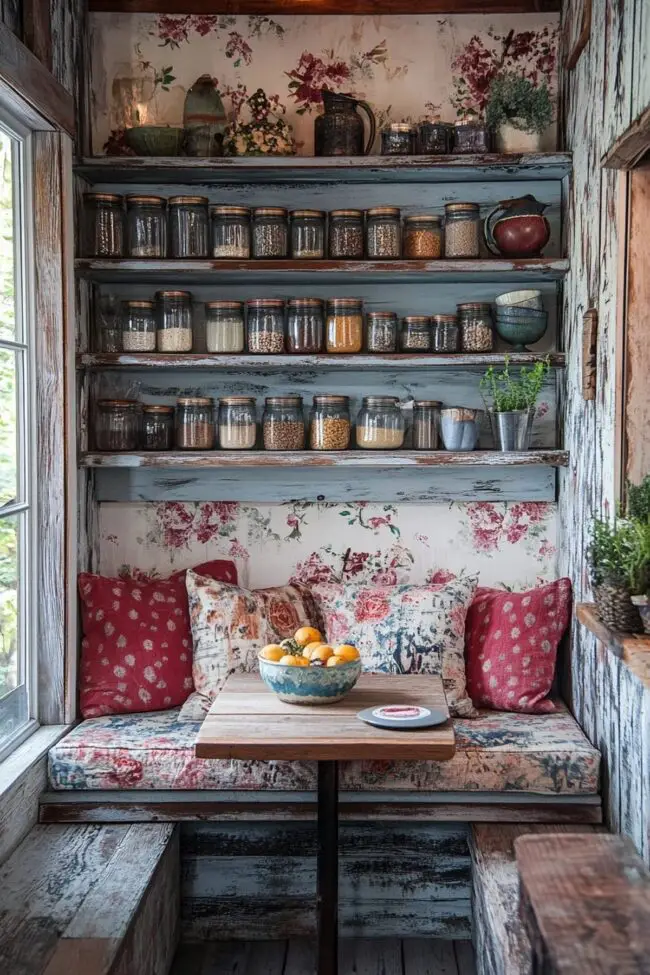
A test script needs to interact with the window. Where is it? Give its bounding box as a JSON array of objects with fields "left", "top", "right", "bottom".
[{"left": 0, "top": 108, "right": 36, "bottom": 759}]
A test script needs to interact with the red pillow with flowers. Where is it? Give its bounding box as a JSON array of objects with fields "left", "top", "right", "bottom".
[
  {"left": 465, "top": 578, "right": 572, "bottom": 713},
  {"left": 78, "top": 560, "right": 237, "bottom": 718}
]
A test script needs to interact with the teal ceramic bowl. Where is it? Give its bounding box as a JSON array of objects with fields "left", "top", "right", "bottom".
[
  {"left": 258, "top": 656, "right": 362, "bottom": 705},
  {"left": 124, "top": 126, "right": 185, "bottom": 157}
]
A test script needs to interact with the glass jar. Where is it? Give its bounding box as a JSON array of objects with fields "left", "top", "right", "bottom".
[
  {"left": 95, "top": 399, "right": 141, "bottom": 451},
  {"left": 366, "top": 207, "right": 401, "bottom": 259},
  {"left": 412, "top": 400, "right": 441, "bottom": 450},
  {"left": 205, "top": 300, "right": 245, "bottom": 353},
  {"left": 169, "top": 196, "right": 209, "bottom": 258},
  {"left": 247, "top": 298, "right": 285, "bottom": 354},
  {"left": 126, "top": 195, "right": 167, "bottom": 258},
  {"left": 328, "top": 209, "right": 364, "bottom": 259},
  {"left": 121, "top": 299, "right": 156, "bottom": 352},
  {"left": 96, "top": 295, "right": 121, "bottom": 352},
  {"left": 262, "top": 396, "right": 305, "bottom": 451},
  {"left": 452, "top": 116, "right": 490, "bottom": 154},
  {"left": 156, "top": 290, "right": 193, "bottom": 352},
  {"left": 458, "top": 302, "right": 494, "bottom": 352},
  {"left": 381, "top": 123, "right": 415, "bottom": 156},
  {"left": 218, "top": 397, "right": 257, "bottom": 450},
  {"left": 251, "top": 207, "right": 289, "bottom": 258},
  {"left": 291, "top": 210, "right": 326, "bottom": 259},
  {"left": 211, "top": 205, "right": 251, "bottom": 259},
  {"left": 403, "top": 215, "right": 443, "bottom": 259},
  {"left": 142, "top": 405, "right": 174, "bottom": 451},
  {"left": 310, "top": 395, "right": 351, "bottom": 451},
  {"left": 175, "top": 397, "right": 215, "bottom": 450},
  {"left": 287, "top": 298, "right": 324, "bottom": 354},
  {"left": 326, "top": 298, "right": 363, "bottom": 353},
  {"left": 356, "top": 396, "right": 405, "bottom": 450},
  {"left": 431, "top": 313, "right": 460, "bottom": 353},
  {"left": 366, "top": 311, "right": 398, "bottom": 353},
  {"left": 84, "top": 193, "right": 124, "bottom": 258},
  {"left": 444, "top": 203, "right": 481, "bottom": 258},
  {"left": 417, "top": 121, "right": 452, "bottom": 155},
  {"left": 401, "top": 316, "right": 432, "bottom": 352}
]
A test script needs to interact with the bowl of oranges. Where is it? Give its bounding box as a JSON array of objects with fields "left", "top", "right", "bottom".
[{"left": 258, "top": 626, "right": 361, "bottom": 705}]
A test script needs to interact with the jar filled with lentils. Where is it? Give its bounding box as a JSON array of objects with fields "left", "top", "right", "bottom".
[
  {"left": 328, "top": 209, "right": 364, "bottom": 259},
  {"left": 142, "top": 405, "right": 174, "bottom": 451},
  {"left": 458, "top": 302, "right": 494, "bottom": 352},
  {"left": 205, "top": 300, "right": 245, "bottom": 354},
  {"left": 176, "top": 397, "right": 215, "bottom": 450},
  {"left": 290, "top": 210, "right": 326, "bottom": 259},
  {"left": 381, "top": 123, "right": 415, "bottom": 155},
  {"left": 401, "top": 315, "right": 432, "bottom": 352},
  {"left": 84, "top": 193, "right": 124, "bottom": 257},
  {"left": 126, "top": 195, "right": 167, "bottom": 258},
  {"left": 263, "top": 396, "right": 305, "bottom": 451},
  {"left": 156, "top": 290, "right": 193, "bottom": 352},
  {"left": 366, "top": 311, "right": 398, "bottom": 353},
  {"left": 247, "top": 298, "right": 285, "bottom": 354},
  {"left": 218, "top": 397, "right": 257, "bottom": 450},
  {"left": 366, "top": 206, "right": 401, "bottom": 259},
  {"left": 287, "top": 298, "right": 324, "bottom": 354},
  {"left": 310, "top": 395, "right": 351, "bottom": 451},
  {"left": 169, "top": 196, "right": 209, "bottom": 258},
  {"left": 431, "top": 313, "right": 460, "bottom": 353},
  {"left": 95, "top": 399, "right": 141, "bottom": 451},
  {"left": 356, "top": 396, "right": 405, "bottom": 449},
  {"left": 444, "top": 202, "right": 480, "bottom": 258},
  {"left": 412, "top": 400, "right": 441, "bottom": 450},
  {"left": 252, "top": 207, "right": 289, "bottom": 258},
  {"left": 326, "top": 298, "right": 364, "bottom": 353},
  {"left": 121, "top": 299, "right": 156, "bottom": 352},
  {"left": 211, "top": 206, "right": 251, "bottom": 259},
  {"left": 403, "top": 215, "right": 443, "bottom": 259}
]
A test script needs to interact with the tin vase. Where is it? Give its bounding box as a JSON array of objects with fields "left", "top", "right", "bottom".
[{"left": 489, "top": 409, "right": 534, "bottom": 451}]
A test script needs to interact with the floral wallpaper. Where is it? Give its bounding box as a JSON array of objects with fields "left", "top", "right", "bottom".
[{"left": 90, "top": 13, "right": 559, "bottom": 155}]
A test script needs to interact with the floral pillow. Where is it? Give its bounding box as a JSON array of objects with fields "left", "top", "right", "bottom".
[{"left": 312, "top": 576, "right": 479, "bottom": 717}]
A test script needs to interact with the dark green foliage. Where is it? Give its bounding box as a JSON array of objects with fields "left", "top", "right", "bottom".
[
  {"left": 480, "top": 356, "right": 549, "bottom": 413},
  {"left": 486, "top": 73, "right": 554, "bottom": 135}
]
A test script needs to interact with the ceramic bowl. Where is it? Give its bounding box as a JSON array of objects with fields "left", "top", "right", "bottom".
[
  {"left": 124, "top": 126, "right": 185, "bottom": 157},
  {"left": 495, "top": 308, "right": 548, "bottom": 351},
  {"left": 258, "top": 656, "right": 362, "bottom": 705},
  {"left": 495, "top": 289, "right": 543, "bottom": 310}
]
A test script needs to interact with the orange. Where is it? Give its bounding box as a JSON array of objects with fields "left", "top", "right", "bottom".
[
  {"left": 279, "top": 654, "right": 307, "bottom": 666},
  {"left": 310, "top": 644, "right": 335, "bottom": 663},
  {"left": 302, "top": 643, "right": 323, "bottom": 661},
  {"left": 294, "top": 626, "right": 323, "bottom": 647},
  {"left": 326, "top": 655, "right": 346, "bottom": 667},
  {"left": 260, "top": 644, "right": 285, "bottom": 662},
  {"left": 335, "top": 644, "right": 360, "bottom": 662}
]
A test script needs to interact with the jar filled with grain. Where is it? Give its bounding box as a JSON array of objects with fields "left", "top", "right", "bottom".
[
  {"left": 325, "top": 298, "right": 364, "bottom": 353},
  {"left": 412, "top": 400, "right": 441, "bottom": 450},
  {"left": 403, "top": 215, "right": 443, "bottom": 259},
  {"left": 169, "top": 196, "right": 209, "bottom": 258},
  {"left": 356, "top": 396, "right": 405, "bottom": 450},
  {"left": 126, "top": 195, "right": 167, "bottom": 258},
  {"left": 431, "top": 313, "right": 460, "bottom": 353},
  {"left": 176, "top": 396, "right": 215, "bottom": 450},
  {"left": 95, "top": 399, "right": 142, "bottom": 451},
  {"left": 452, "top": 116, "right": 490, "bottom": 154},
  {"left": 381, "top": 123, "right": 415, "bottom": 155},
  {"left": 401, "top": 315, "right": 432, "bottom": 352},
  {"left": 251, "top": 207, "right": 289, "bottom": 258},
  {"left": 366, "top": 311, "right": 398, "bottom": 353},
  {"left": 84, "top": 193, "right": 124, "bottom": 257},
  {"left": 310, "top": 395, "right": 351, "bottom": 451},
  {"left": 121, "top": 299, "right": 156, "bottom": 352},
  {"left": 287, "top": 298, "right": 324, "bottom": 354},
  {"left": 366, "top": 207, "right": 401, "bottom": 259},
  {"left": 218, "top": 397, "right": 257, "bottom": 450},
  {"left": 211, "top": 206, "right": 251, "bottom": 259},
  {"left": 142, "top": 405, "right": 174, "bottom": 451},
  {"left": 458, "top": 302, "right": 494, "bottom": 352},
  {"left": 263, "top": 395, "right": 305, "bottom": 451},
  {"left": 205, "top": 301, "right": 245, "bottom": 354},
  {"left": 444, "top": 202, "right": 480, "bottom": 258},
  {"left": 247, "top": 298, "right": 285, "bottom": 354},
  {"left": 328, "top": 209, "right": 364, "bottom": 259},
  {"left": 156, "top": 290, "right": 193, "bottom": 352},
  {"left": 291, "top": 210, "right": 326, "bottom": 259}
]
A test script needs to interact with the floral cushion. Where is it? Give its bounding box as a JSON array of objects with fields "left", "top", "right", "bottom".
[{"left": 48, "top": 704, "right": 600, "bottom": 796}]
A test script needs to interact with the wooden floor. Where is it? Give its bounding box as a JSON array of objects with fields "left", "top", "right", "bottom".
[{"left": 171, "top": 939, "right": 476, "bottom": 974}]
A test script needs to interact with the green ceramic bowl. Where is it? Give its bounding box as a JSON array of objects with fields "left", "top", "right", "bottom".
[{"left": 124, "top": 126, "right": 185, "bottom": 157}]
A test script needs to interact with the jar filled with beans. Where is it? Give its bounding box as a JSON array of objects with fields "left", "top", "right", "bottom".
[
  {"left": 247, "top": 298, "right": 285, "bottom": 354},
  {"left": 366, "top": 207, "right": 401, "bottom": 259},
  {"left": 211, "top": 206, "right": 251, "bottom": 259},
  {"left": 356, "top": 396, "right": 405, "bottom": 450},
  {"left": 263, "top": 396, "right": 305, "bottom": 451},
  {"left": 175, "top": 397, "right": 215, "bottom": 450},
  {"left": 126, "top": 195, "right": 167, "bottom": 258},
  {"left": 431, "top": 313, "right": 460, "bottom": 353},
  {"left": 403, "top": 215, "right": 443, "bottom": 259},
  {"left": 169, "top": 196, "right": 209, "bottom": 258},
  {"left": 458, "top": 302, "right": 494, "bottom": 352},
  {"left": 328, "top": 209, "right": 364, "bottom": 259},
  {"left": 84, "top": 193, "right": 124, "bottom": 257},
  {"left": 287, "top": 298, "right": 324, "bottom": 354},
  {"left": 121, "top": 299, "right": 156, "bottom": 352},
  {"left": 412, "top": 400, "right": 441, "bottom": 450},
  {"left": 95, "top": 399, "right": 142, "bottom": 451},
  {"left": 444, "top": 202, "right": 480, "bottom": 258},
  {"left": 381, "top": 123, "right": 415, "bottom": 155},
  {"left": 156, "top": 290, "right": 193, "bottom": 352},
  {"left": 142, "top": 405, "right": 174, "bottom": 451},
  {"left": 326, "top": 298, "right": 364, "bottom": 353},
  {"left": 290, "top": 210, "right": 326, "bottom": 259},
  {"left": 401, "top": 315, "right": 432, "bottom": 352},
  {"left": 218, "top": 397, "right": 257, "bottom": 450},
  {"left": 309, "top": 395, "right": 351, "bottom": 451},
  {"left": 205, "top": 300, "right": 245, "bottom": 354},
  {"left": 366, "top": 311, "right": 398, "bottom": 353},
  {"left": 251, "top": 207, "right": 288, "bottom": 258}
]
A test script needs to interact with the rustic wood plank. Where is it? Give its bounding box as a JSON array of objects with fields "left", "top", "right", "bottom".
[
  {"left": 403, "top": 938, "right": 459, "bottom": 974},
  {"left": 284, "top": 939, "right": 314, "bottom": 975},
  {"left": 454, "top": 941, "right": 477, "bottom": 975},
  {"left": 576, "top": 603, "right": 650, "bottom": 664},
  {"left": 624, "top": 164, "right": 650, "bottom": 484},
  {"left": 339, "top": 938, "right": 402, "bottom": 974},
  {"left": 86, "top": 0, "right": 560, "bottom": 12},
  {"left": 22, "top": 0, "right": 52, "bottom": 69},
  {"left": 0, "top": 22, "right": 74, "bottom": 134}
]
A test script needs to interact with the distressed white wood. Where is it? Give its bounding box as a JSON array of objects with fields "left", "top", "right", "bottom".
[
  {"left": 340, "top": 939, "right": 402, "bottom": 975},
  {"left": 403, "top": 939, "right": 459, "bottom": 974}
]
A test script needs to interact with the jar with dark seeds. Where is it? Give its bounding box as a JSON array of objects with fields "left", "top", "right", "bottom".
[{"left": 366, "top": 206, "right": 401, "bottom": 259}]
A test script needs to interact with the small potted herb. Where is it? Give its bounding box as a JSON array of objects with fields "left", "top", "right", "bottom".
[
  {"left": 480, "top": 356, "right": 549, "bottom": 451},
  {"left": 588, "top": 515, "right": 650, "bottom": 633},
  {"left": 627, "top": 476, "right": 650, "bottom": 632},
  {"left": 485, "top": 73, "right": 554, "bottom": 152}
]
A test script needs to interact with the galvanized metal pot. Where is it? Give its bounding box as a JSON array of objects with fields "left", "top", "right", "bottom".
[{"left": 489, "top": 408, "right": 534, "bottom": 451}]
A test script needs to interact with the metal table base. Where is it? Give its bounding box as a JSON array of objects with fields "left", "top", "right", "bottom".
[{"left": 317, "top": 760, "right": 339, "bottom": 975}]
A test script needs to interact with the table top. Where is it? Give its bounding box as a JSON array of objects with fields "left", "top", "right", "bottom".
[{"left": 195, "top": 673, "right": 456, "bottom": 761}]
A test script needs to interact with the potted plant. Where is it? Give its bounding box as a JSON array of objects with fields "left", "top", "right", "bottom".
[
  {"left": 588, "top": 515, "right": 650, "bottom": 634},
  {"left": 626, "top": 475, "right": 650, "bottom": 633},
  {"left": 480, "top": 356, "right": 549, "bottom": 451},
  {"left": 485, "top": 72, "right": 554, "bottom": 152}
]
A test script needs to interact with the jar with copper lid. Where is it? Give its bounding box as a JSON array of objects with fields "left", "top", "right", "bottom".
[
  {"left": 218, "top": 397, "right": 257, "bottom": 450},
  {"left": 142, "top": 405, "right": 174, "bottom": 450},
  {"left": 169, "top": 196, "right": 209, "bottom": 258},
  {"left": 366, "top": 206, "right": 401, "bottom": 258},
  {"left": 247, "top": 298, "right": 285, "bottom": 354},
  {"left": 211, "top": 205, "right": 250, "bottom": 258},
  {"left": 126, "top": 195, "right": 167, "bottom": 258},
  {"left": 431, "top": 313, "right": 460, "bottom": 353},
  {"left": 403, "top": 215, "right": 443, "bottom": 259},
  {"left": 328, "top": 209, "right": 364, "bottom": 259},
  {"left": 290, "top": 209, "right": 325, "bottom": 259},
  {"left": 310, "top": 395, "right": 351, "bottom": 450},
  {"left": 417, "top": 121, "right": 453, "bottom": 155},
  {"left": 452, "top": 115, "right": 490, "bottom": 154},
  {"left": 95, "top": 399, "right": 141, "bottom": 451},
  {"left": 381, "top": 123, "right": 415, "bottom": 155},
  {"left": 326, "top": 298, "right": 363, "bottom": 353},
  {"left": 444, "top": 202, "right": 480, "bottom": 258},
  {"left": 356, "top": 396, "right": 405, "bottom": 449},
  {"left": 263, "top": 396, "right": 305, "bottom": 450},
  {"left": 412, "top": 400, "right": 441, "bottom": 450},
  {"left": 84, "top": 193, "right": 124, "bottom": 257},
  {"left": 175, "top": 396, "right": 215, "bottom": 449},
  {"left": 401, "top": 315, "right": 431, "bottom": 351},
  {"left": 156, "top": 290, "right": 193, "bottom": 352},
  {"left": 121, "top": 299, "right": 156, "bottom": 352},
  {"left": 251, "top": 207, "right": 288, "bottom": 258},
  {"left": 205, "top": 300, "right": 245, "bottom": 353},
  {"left": 458, "top": 302, "right": 493, "bottom": 352},
  {"left": 366, "top": 311, "right": 398, "bottom": 353},
  {"left": 287, "top": 298, "right": 324, "bottom": 353}
]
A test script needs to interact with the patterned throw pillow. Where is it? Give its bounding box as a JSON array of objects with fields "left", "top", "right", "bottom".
[
  {"left": 465, "top": 578, "right": 572, "bottom": 713},
  {"left": 312, "top": 576, "right": 479, "bottom": 717},
  {"left": 78, "top": 560, "right": 237, "bottom": 718}
]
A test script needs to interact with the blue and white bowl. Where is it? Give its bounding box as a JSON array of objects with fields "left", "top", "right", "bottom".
[{"left": 258, "top": 656, "right": 362, "bottom": 705}]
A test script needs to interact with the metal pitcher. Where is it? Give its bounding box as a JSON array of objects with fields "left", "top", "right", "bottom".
[{"left": 314, "top": 90, "right": 376, "bottom": 156}]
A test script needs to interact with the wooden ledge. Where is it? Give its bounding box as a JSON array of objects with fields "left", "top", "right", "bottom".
[{"left": 576, "top": 603, "right": 650, "bottom": 690}]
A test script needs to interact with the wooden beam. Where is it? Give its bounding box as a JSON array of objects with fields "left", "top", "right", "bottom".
[
  {"left": 87, "top": 0, "right": 560, "bottom": 12},
  {"left": 22, "top": 0, "right": 52, "bottom": 72},
  {"left": 0, "top": 22, "right": 74, "bottom": 135},
  {"left": 602, "top": 103, "right": 650, "bottom": 170},
  {"left": 624, "top": 164, "right": 650, "bottom": 485}
]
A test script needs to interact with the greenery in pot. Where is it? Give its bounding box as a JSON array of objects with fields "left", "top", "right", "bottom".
[
  {"left": 480, "top": 355, "right": 549, "bottom": 413},
  {"left": 485, "top": 72, "right": 554, "bottom": 135}
]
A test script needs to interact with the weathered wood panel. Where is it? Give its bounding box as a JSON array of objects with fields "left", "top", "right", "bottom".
[
  {"left": 624, "top": 164, "right": 650, "bottom": 483},
  {"left": 1, "top": 0, "right": 21, "bottom": 35},
  {"left": 87, "top": 0, "right": 561, "bottom": 14},
  {"left": 0, "top": 21, "right": 74, "bottom": 133}
]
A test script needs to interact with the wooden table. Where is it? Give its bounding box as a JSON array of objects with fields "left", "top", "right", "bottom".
[{"left": 195, "top": 673, "right": 456, "bottom": 975}]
